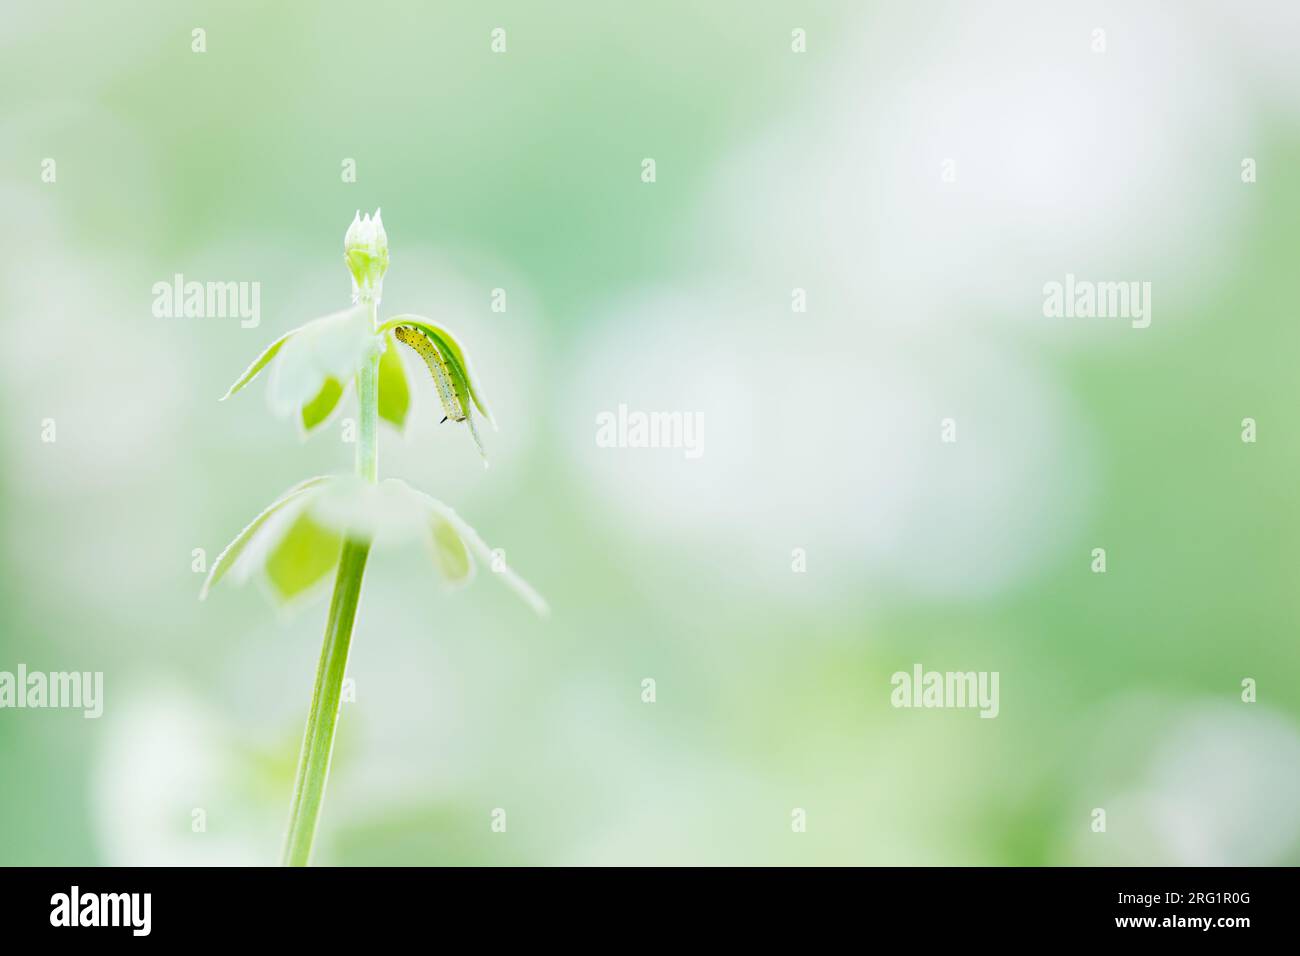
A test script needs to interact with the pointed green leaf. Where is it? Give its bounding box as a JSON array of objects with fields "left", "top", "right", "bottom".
[
  {"left": 200, "top": 476, "right": 332, "bottom": 599},
  {"left": 378, "top": 315, "right": 494, "bottom": 427},
  {"left": 264, "top": 509, "right": 343, "bottom": 605},
  {"left": 377, "top": 332, "right": 410, "bottom": 430},
  {"left": 219, "top": 326, "right": 300, "bottom": 401},
  {"left": 269, "top": 305, "right": 377, "bottom": 418},
  {"left": 300, "top": 376, "right": 345, "bottom": 434},
  {"left": 404, "top": 484, "right": 548, "bottom": 617},
  {"left": 429, "top": 516, "right": 473, "bottom": 585}
]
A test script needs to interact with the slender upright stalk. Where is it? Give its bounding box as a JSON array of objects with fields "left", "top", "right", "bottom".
[
  {"left": 356, "top": 309, "right": 380, "bottom": 482},
  {"left": 281, "top": 538, "right": 370, "bottom": 865},
  {"left": 281, "top": 297, "right": 381, "bottom": 866}
]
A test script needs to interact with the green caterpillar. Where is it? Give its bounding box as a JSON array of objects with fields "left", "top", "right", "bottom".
[{"left": 392, "top": 325, "right": 485, "bottom": 460}]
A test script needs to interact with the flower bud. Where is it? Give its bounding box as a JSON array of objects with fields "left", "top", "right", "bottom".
[{"left": 344, "top": 208, "right": 389, "bottom": 301}]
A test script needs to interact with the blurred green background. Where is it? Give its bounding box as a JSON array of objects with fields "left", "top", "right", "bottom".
[{"left": 2, "top": 0, "right": 1298, "bottom": 865}]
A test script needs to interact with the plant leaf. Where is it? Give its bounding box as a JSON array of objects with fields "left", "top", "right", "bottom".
[
  {"left": 404, "top": 484, "right": 548, "bottom": 616},
  {"left": 378, "top": 315, "right": 494, "bottom": 427},
  {"left": 377, "top": 332, "right": 410, "bottom": 430},
  {"left": 219, "top": 326, "right": 300, "bottom": 401},
  {"left": 200, "top": 476, "right": 332, "bottom": 599},
  {"left": 300, "top": 376, "right": 345, "bottom": 434},
  {"left": 270, "top": 305, "right": 377, "bottom": 418},
  {"left": 310, "top": 476, "right": 421, "bottom": 543},
  {"left": 263, "top": 509, "right": 343, "bottom": 605},
  {"left": 429, "top": 516, "right": 473, "bottom": 585}
]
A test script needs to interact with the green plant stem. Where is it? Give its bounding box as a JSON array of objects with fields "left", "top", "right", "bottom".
[
  {"left": 281, "top": 537, "right": 370, "bottom": 866},
  {"left": 357, "top": 298, "right": 380, "bottom": 482},
  {"left": 281, "top": 297, "right": 381, "bottom": 866}
]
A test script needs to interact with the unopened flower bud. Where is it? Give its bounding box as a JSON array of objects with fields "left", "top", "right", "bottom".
[{"left": 344, "top": 208, "right": 389, "bottom": 301}]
